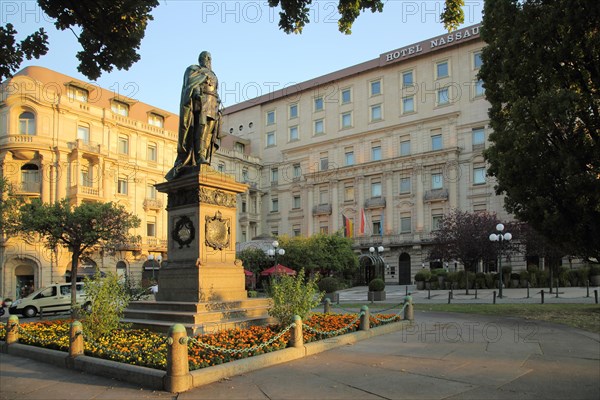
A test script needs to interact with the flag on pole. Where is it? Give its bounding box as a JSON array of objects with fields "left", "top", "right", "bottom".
[
  {"left": 359, "top": 208, "right": 366, "bottom": 235},
  {"left": 342, "top": 214, "right": 354, "bottom": 238}
]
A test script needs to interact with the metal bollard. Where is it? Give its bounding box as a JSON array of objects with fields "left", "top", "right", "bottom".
[
  {"left": 428, "top": 287, "right": 431, "bottom": 300},
  {"left": 5, "top": 315, "right": 19, "bottom": 344},
  {"left": 527, "top": 282, "right": 530, "bottom": 299},
  {"left": 290, "top": 315, "right": 304, "bottom": 348},
  {"left": 448, "top": 291, "right": 451, "bottom": 304},
  {"left": 595, "top": 290, "right": 598, "bottom": 304},
  {"left": 586, "top": 280, "right": 590, "bottom": 297},
  {"left": 69, "top": 321, "right": 84, "bottom": 357},
  {"left": 475, "top": 284, "right": 478, "bottom": 299},
  {"left": 359, "top": 306, "right": 370, "bottom": 331},
  {"left": 493, "top": 291, "right": 497, "bottom": 304},
  {"left": 164, "top": 324, "right": 191, "bottom": 393},
  {"left": 324, "top": 298, "right": 331, "bottom": 314},
  {"left": 555, "top": 280, "right": 559, "bottom": 298},
  {"left": 541, "top": 290, "right": 545, "bottom": 304}
]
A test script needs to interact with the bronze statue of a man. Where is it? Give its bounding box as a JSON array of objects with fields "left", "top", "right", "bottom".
[{"left": 165, "top": 51, "right": 221, "bottom": 181}]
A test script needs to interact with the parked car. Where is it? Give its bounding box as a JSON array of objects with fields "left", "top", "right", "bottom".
[{"left": 9, "top": 282, "right": 90, "bottom": 318}]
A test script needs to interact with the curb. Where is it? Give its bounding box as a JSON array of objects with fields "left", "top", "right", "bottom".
[{"left": 0, "top": 320, "right": 413, "bottom": 393}]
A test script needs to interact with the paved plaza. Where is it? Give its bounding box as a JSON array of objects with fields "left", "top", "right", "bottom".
[{"left": 1, "top": 286, "right": 599, "bottom": 399}]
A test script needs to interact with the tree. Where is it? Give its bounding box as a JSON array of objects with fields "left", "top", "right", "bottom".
[
  {"left": 1, "top": 0, "right": 159, "bottom": 81},
  {"left": 480, "top": 0, "right": 600, "bottom": 261},
  {"left": 19, "top": 199, "right": 140, "bottom": 312},
  {"left": 0, "top": 177, "right": 24, "bottom": 237},
  {"left": 429, "top": 210, "right": 514, "bottom": 290},
  {"left": 237, "top": 247, "right": 272, "bottom": 274},
  {"left": 2, "top": 0, "right": 465, "bottom": 81}
]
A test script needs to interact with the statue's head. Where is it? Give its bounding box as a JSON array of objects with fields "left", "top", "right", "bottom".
[{"left": 199, "top": 51, "right": 212, "bottom": 69}]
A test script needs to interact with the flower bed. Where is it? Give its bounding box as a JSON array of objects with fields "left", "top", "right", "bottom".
[{"left": 1, "top": 312, "right": 402, "bottom": 371}]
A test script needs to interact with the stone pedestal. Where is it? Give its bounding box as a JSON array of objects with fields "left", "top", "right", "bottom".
[
  {"left": 124, "top": 166, "right": 273, "bottom": 335},
  {"left": 155, "top": 165, "right": 247, "bottom": 302}
]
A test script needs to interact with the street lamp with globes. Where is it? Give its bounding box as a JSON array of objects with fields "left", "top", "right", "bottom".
[
  {"left": 489, "top": 223, "right": 512, "bottom": 299},
  {"left": 267, "top": 240, "right": 285, "bottom": 267}
]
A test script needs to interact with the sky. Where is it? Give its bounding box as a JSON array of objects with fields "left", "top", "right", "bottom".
[{"left": 5, "top": 0, "right": 484, "bottom": 114}]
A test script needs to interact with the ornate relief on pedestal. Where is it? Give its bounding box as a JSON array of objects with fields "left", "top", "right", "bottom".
[
  {"left": 205, "top": 211, "right": 230, "bottom": 250},
  {"left": 172, "top": 215, "right": 195, "bottom": 249},
  {"left": 199, "top": 187, "right": 236, "bottom": 208}
]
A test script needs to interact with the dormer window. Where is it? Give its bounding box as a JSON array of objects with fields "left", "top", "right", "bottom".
[
  {"left": 111, "top": 100, "right": 129, "bottom": 117},
  {"left": 67, "top": 85, "right": 88, "bottom": 102},
  {"left": 148, "top": 112, "right": 164, "bottom": 128}
]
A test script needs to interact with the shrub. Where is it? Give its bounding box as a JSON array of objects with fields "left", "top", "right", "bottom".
[
  {"left": 414, "top": 270, "right": 431, "bottom": 282},
  {"left": 538, "top": 270, "right": 549, "bottom": 287},
  {"left": 502, "top": 266, "right": 512, "bottom": 275},
  {"left": 475, "top": 272, "right": 487, "bottom": 289},
  {"left": 446, "top": 271, "right": 458, "bottom": 283},
  {"left": 432, "top": 268, "right": 448, "bottom": 278},
  {"left": 589, "top": 264, "right": 600, "bottom": 277},
  {"left": 368, "top": 278, "right": 385, "bottom": 292},
  {"left": 484, "top": 273, "right": 494, "bottom": 289},
  {"left": 519, "top": 270, "right": 530, "bottom": 281},
  {"left": 318, "top": 277, "right": 339, "bottom": 293},
  {"left": 81, "top": 272, "right": 131, "bottom": 339},
  {"left": 268, "top": 268, "right": 323, "bottom": 326}
]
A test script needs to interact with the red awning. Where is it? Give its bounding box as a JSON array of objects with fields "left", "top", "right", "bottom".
[
  {"left": 244, "top": 269, "right": 254, "bottom": 276},
  {"left": 260, "top": 264, "right": 297, "bottom": 276}
]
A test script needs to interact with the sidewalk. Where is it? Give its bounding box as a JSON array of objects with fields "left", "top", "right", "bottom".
[{"left": 1, "top": 287, "right": 599, "bottom": 399}]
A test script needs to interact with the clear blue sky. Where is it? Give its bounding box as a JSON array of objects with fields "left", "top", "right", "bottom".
[{"left": 6, "top": 0, "right": 484, "bottom": 114}]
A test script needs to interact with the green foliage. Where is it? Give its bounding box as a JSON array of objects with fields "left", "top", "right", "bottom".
[
  {"left": 0, "top": 177, "right": 25, "bottom": 236},
  {"left": 481, "top": 0, "right": 600, "bottom": 260},
  {"left": 18, "top": 199, "right": 140, "bottom": 311},
  {"left": 237, "top": 247, "right": 272, "bottom": 274},
  {"left": 414, "top": 270, "right": 431, "bottom": 282},
  {"left": 268, "top": 268, "right": 323, "bottom": 326},
  {"left": 589, "top": 265, "right": 600, "bottom": 277},
  {"left": 475, "top": 272, "right": 487, "bottom": 289},
  {"left": 519, "top": 270, "right": 530, "bottom": 281},
  {"left": 80, "top": 272, "right": 131, "bottom": 339},
  {"left": 368, "top": 278, "right": 385, "bottom": 292},
  {"left": 0, "top": 23, "right": 48, "bottom": 80},
  {"left": 318, "top": 277, "right": 339, "bottom": 293}
]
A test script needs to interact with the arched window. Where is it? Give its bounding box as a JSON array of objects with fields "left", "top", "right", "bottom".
[
  {"left": 19, "top": 111, "right": 35, "bottom": 135},
  {"left": 21, "top": 164, "right": 40, "bottom": 192}
]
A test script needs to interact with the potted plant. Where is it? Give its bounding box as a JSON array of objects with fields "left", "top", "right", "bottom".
[
  {"left": 318, "top": 277, "right": 340, "bottom": 303},
  {"left": 519, "top": 270, "right": 530, "bottom": 288},
  {"left": 367, "top": 278, "right": 386, "bottom": 301},
  {"left": 434, "top": 268, "right": 448, "bottom": 288},
  {"left": 510, "top": 272, "right": 520, "bottom": 288},
  {"left": 590, "top": 265, "right": 600, "bottom": 286},
  {"left": 446, "top": 271, "right": 459, "bottom": 290},
  {"left": 414, "top": 270, "right": 431, "bottom": 290}
]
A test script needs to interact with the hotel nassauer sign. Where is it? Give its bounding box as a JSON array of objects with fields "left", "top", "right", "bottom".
[{"left": 380, "top": 24, "right": 481, "bottom": 65}]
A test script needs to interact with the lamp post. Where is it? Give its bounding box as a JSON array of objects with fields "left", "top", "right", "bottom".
[
  {"left": 361, "top": 245, "right": 385, "bottom": 284},
  {"left": 489, "top": 223, "right": 512, "bottom": 299},
  {"left": 267, "top": 240, "right": 285, "bottom": 269}
]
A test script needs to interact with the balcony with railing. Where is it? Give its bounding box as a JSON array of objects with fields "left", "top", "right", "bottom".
[
  {"left": 146, "top": 237, "right": 167, "bottom": 251},
  {"left": 68, "top": 185, "right": 100, "bottom": 198},
  {"left": 364, "top": 196, "right": 386, "bottom": 209},
  {"left": 424, "top": 188, "right": 449, "bottom": 202},
  {"left": 312, "top": 204, "right": 332, "bottom": 216},
  {"left": 239, "top": 211, "right": 261, "bottom": 223},
  {"left": 16, "top": 181, "right": 41, "bottom": 195},
  {"left": 355, "top": 232, "right": 431, "bottom": 247},
  {"left": 143, "top": 198, "right": 164, "bottom": 211},
  {"left": 68, "top": 139, "right": 102, "bottom": 154}
]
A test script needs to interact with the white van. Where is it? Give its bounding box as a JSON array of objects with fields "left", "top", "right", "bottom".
[{"left": 9, "top": 282, "right": 89, "bottom": 318}]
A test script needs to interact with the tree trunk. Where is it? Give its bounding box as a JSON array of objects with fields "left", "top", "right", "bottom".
[{"left": 71, "top": 250, "right": 80, "bottom": 318}]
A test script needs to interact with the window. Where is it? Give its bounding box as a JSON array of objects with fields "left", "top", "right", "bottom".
[
  {"left": 241, "top": 201, "right": 247, "bottom": 213},
  {"left": 111, "top": 101, "right": 129, "bottom": 116},
  {"left": 19, "top": 112, "right": 35, "bottom": 135},
  {"left": 320, "top": 156, "right": 329, "bottom": 171},
  {"left": 437, "top": 87, "right": 450, "bottom": 105},
  {"left": 436, "top": 60, "right": 449, "bottom": 79},
  {"left": 320, "top": 225, "right": 329, "bottom": 234},
  {"left": 370, "top": 80, "right": 381, "bottom": 96},
  {"left": 319, "top": 189, "right": 328, "bottom": 205},
  {"left": 21, "top": 164, "right": 40, "bottom": 192},
  {"left": 472, "top": 128, "right": 485, "bottom": 148},
  {"left": 474, "top": 51, "right": 483, "bottom": 69},
  {"left": 148, "top": 113, "right": 164, "bottom": 128},
  {"left": 147, "top": 217, "right": 156, "bottom": 237},
  {"left": 271, "top": 167, "right": 279, "bottom": 183},
  {"left": 293, "top": 226, "right": 301, "bottom": 237},
  {"left": 242, "top": 169, "right": 249, "bottom": 182},
  {"left": 399, "top": 177, "right": 411, "bottom": 194},
  {"left": 234, "top": 142, "right": 245, "bottom": 153},
  {"left": 293, "top": 164, "right": 302, "bottom": 178},
  {"left": 370, "top": 104, "right": 382, "bottom": 121},
  {"left": 147, "top": 143, "right": 157, "bottom": 162},
  {"left": 293, "top": 195, "right": 301, "bottom": 209},
  {"left": 372, "top": 221, "right": 382, "bottom": 236},
  {"left": 372, "top": 145, "right": 382, "bottom": 161},
  {"left": 289, "top": 103, "right": 298, "bottom": 119},
  {"left": 67, "top": 86, "right": 88, "bottom": 102},
  {"left": 271, "top": 197, "right": 279, "bottom": 212},
  {"left": 341, "top": 111, "right": 352, "bottom": 129},
  {"left": 474, "top": 167, "right": 486, "bottom": 185},
  {"left": 344, "top": 184, "right": 355, "bottom": 201},
  {"left": 118, "top": 177, "right": 128, "bottom": 195},
  {"left": 289, "top": 126, "right": 299, "bottom": 141},
  {"left": 77, "top": 124, "right": 90, "bottom": 143},
  {"left": 217, "top": 163, "right": 225, "bottom": 172},
  {"left": 266, "top": 110, "right": 275, "bottom": 125},
  {"left": 118, "top": 135, "right": 129, "bottom": 155},
  {"left": 475, "top": 79, "right": 485, "bottom": 97},
  {"left": 345, "top": 150, "right": 354, "bottom": 166},
  {"left": 146, "top": 183, "right": 157, "bottom": 199},
  {"left": 402, "top": 70, "right": 413, "bottom": 86},
  {"left": 266, "top": 131, "right": 276, "bottom": 147},
  {"left": 81, "top": 165, "right": 92, "bottom": 187},
  {"left": 314, "top": 119, "right": 324, "bottom": 135},
  {"left": 402, "top": 96, "right": 415, "bottom": 113},
  {"left": 432, "top": 214, "right": 443, "bottom": 230},
  {"left": 400, "top": 140, "right": 411, "bottom": 156},
  {"left": 432, "top": 173, "right": 443, "bottom": 189},
  {"left": 314, "top": 96, "right": 324, "bottom": 112},
  {"left": 371, "top": 181, "right": 382, "bottom": 197},
  {"left": 400, "top": 216, "right": 412, "bottom": 233},
  {"left": 341, "top": 88, "right": 351, "bottom": 104},
  {"left": 431, "top": 134, "right": 443, "bottom": 151}
]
